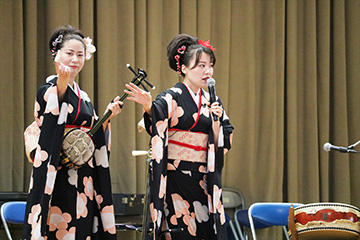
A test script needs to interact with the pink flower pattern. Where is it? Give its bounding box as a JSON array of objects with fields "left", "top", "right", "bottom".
[
  {"left": 100, "top": 205, "right": 116, "bottom": 234},
  {"left": 156, "top": 120, "right": 168, "bottom": 139},
  {"left": 48, "top": 206, "right": 72, "bottom": 231},
  {"left": 77, "top": 193, "right": 88, "bottom": 219},
  {"left": 170, "top": 194, "right": 198, "bottom": 236},
  {"left": 44, "top": 165, "right": 57, "bottom": 195},
  {"left": 33, "top": 145, "right": 48, "bottom": 168},
  {"left": 83, "top": 176, "right": 94, "bottom": 200},
  {"left": 43, "top": 86, "right": 60, "bottom": 115},
  {"left": 152, "top": 135, "right": 164, "bottom": 164},
  {"left": 34, "top": 101, "right": 43, "bottom": 127},
  {"left": 55, "top": 226, "right": 75, "bottom": 240},
  {"left": 159, "top": 174, "right": 167, "bottom": 199}
]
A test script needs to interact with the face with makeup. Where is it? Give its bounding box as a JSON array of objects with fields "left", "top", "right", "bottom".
[
  {"left": 182, "top": 52, "right": 214, "bottom": 93},
  {"left": 57, "top": 39, "right": 86, "bottom": 81}
]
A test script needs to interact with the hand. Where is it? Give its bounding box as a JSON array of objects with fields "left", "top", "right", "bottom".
[
  {"left": 208, "top": 102, "right": 223, "bottom": 119},
  {"left": 55, "top": 62, "right": 70, "bottom": 84},
  {"left": 55, "top": 62, "right": 70, "bottom": 101},
  {"left": 209, "top": 102, "right": 222, "bottom": 147},
  {"left": 106, "top": 96, "right": 123, "bottom": 119},
  {"left": 125, "top": 83, "right": 152, "bottom": 113}
]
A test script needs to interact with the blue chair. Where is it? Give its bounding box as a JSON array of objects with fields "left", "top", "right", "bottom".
[
  {"left": 1, "top": 201, "right": 27, "bottom": 240},
  {"left": 247, "top": 202, "right": 304, "bottom": 240},
  {"left": 235, "top": 209, "right": 271, "bottom": 239},
  {"left": 225, "top": 212, "right": 238, "bottom": 240}
]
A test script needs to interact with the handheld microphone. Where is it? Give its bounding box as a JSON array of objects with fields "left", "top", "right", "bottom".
[
  {"left": 206, "top": 78, "right": 218, "bottom": 121},
  {"left": 323, "top": 142, "right": 358, "bottom": 153}
]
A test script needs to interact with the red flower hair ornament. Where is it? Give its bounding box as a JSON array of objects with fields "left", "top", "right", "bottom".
[{"left": 198, "top": 39, "right": 216, "bottom": 51}]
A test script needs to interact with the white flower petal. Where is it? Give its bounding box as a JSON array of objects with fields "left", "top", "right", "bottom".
[
  {"left": 58, "top": 102, "right": 68, "bottom": 125},
  {"left": 54, "top": 50, "right": 61, "bottom": 63}
]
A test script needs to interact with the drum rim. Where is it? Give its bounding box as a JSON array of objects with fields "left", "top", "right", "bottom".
[
  {"left": 294, "top": 202, "right": 360, "bottom": 212},
  {"left": 296, "top": 226, "right": 360, "bottom": 235}
]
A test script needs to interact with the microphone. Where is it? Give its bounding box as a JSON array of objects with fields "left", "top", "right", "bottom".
[
  {"left": 323, "top": 142, "right": 358, "bottom": 153},
  {"left": 207, "top": 78, "right": 218, "bottom": 121}
]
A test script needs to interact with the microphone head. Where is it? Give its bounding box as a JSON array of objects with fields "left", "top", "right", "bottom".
[
  {"left": 207, "top": 78, "right": 216, "bottom": 87},
  {"left": 323, "top": 142, "right": 331, "bottom": 152}
]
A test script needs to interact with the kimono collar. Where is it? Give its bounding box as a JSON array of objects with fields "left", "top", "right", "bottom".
[
  {"left": 182, "top": 82, "right": 201, "bottom": 106},
  {"left": 181, "top": 83, "right": 202, "bottom": 130}
]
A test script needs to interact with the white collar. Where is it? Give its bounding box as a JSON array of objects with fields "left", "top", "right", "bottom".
[{"left": 183, "top": 83, "right": 201, "bottom": 105}]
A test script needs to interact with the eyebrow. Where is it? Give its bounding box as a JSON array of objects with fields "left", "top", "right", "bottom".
[
  {"left": 64, "top": 48, "right": 84, "bottom": 53},
  {"left": 198, "top": 60, "right": 211, "bottom": 64}
]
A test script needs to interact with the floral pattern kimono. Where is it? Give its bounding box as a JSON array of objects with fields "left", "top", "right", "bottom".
[
  {"left": 144, "top": 82, "right": 234, "bottom": 240},
  {"left": 22, "top": 76, "right": 116, "bottom": 240}
]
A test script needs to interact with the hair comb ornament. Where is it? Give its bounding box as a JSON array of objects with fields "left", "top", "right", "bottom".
[
  {"left": 177, "top": 45, "right": 186, "bottom": 54},
  {"left": 198, "top": 39, "right": 216, "bottom": 51},
  {"left": 51, "top": 34, "right": 63, "bottom": 60},
  {"left": 175, "top": 45, "right": 187, "bottom": 75},
  {"left": 52, "top": 34, "right": 63, "bottom": 47}
]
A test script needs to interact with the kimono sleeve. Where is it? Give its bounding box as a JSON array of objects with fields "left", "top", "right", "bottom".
[
  {"left": 217, "top": 97, "right": 234, "bottom": 151},
  {"left": 147, "top": 92, "right": 175, "bottom": 240}
]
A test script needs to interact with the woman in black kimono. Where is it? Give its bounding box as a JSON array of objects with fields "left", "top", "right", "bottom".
[
  {"left": 22, "top": 25, "right": 121, "bottom": 239},
  {"left": 126, "top": 34, "right": 234, "bottom": 240}
]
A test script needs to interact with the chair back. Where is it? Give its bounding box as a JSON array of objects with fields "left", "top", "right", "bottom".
[
  {"left": 1, "top": 201, "right": 26, "bottom": 224},
  {"left": 235, "top": 209, "right": 271, "bottom": 228},
  {"left": 248, "top": 202, "right": 304, "bottom": 240},
  {"left": 1, "top": 201, "right": 26, "bottom": 240},
  {"left": 222, "top": 188, "right": 246, "bottom": 240},
  {"left": 222, "top": 187, "right": 245, "bottom": 210}
]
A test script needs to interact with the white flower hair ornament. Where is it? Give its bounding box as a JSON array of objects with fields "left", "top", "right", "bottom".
[
  {"left": 84, "top": 37, "right": 96, "bottom": 60},
  {"left": 54, "top": 50, "right": 62, "bottom": 63}
]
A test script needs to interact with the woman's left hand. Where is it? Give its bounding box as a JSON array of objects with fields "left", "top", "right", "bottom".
[
  {"left": 107, "top": 96, "right": 123, "bottom": 119},
  {"left": 209, "top": 102, "right": 223, "bottom": 120}
]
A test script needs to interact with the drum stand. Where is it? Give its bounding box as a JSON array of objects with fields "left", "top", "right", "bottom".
[{"left": 132, "top": 149, "right": 183, "bottom": 240}]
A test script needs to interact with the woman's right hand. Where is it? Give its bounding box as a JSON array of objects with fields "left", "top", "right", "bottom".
[
  {"left": 125, "top": 83, "right": 152, "bottom": 114},
  {"left": 55, "top": 62, "right": 70, "bottom": 101},
  {"left": 55, "top": 62, "right": 70, "bottom": 82}
]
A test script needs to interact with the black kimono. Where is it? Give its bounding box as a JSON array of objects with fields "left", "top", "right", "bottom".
[
  {"left": 144, "top": 82, "right": 233, "bottom": 240},
  {"left": 22, "top": 76, "right": 117, "bottom": 239}
]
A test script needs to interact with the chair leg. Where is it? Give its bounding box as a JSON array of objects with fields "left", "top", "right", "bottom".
[
  {"left": 233, "top": 220, "right": 247, "bottom": 240},
  {"left": 229, "top": 220, "right": 240, "bottom": 240},
  {"left": 1, "top": 205, "right": 13, "bottom": 240},
  {"left": 234, "top": 220, "right": 247, "bottom": 240},
  {"left": 248, "top": 208, "right": 257, "bottom": 240},
  {"left": 282, "top": 226, "right": 290, "bottom": 240}
]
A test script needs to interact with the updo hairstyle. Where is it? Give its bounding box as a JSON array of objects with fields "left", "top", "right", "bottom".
[
  {"left": 167, "top": 33, "right": 216, "bottom": 77},
  {"left": 49, "top": 25, "right": 86, "bottom": 58}
]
